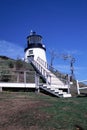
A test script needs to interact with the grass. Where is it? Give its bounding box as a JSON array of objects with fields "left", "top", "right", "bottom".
[
  {"left": 0, "top": 92, "right": 87, "bottom": 130},
  {"left": 42, "top": 97, "right": 87, "bottom": 129}
]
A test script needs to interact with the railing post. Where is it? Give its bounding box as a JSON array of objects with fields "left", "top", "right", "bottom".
[
  {"left": 24, "top": 71, "right": 26, "bottom": 88},
  {"left": 41, "top": 67, "right": 42, "bottom": 74},
  {"left": 46, "top": 74, "right": 49, "bottom": 85},
  {"left": 17, "top": 72, "right": 19, "bottom": 83},
  {"left": 46, "top": 73, "right": 51, "bottom": 85},
  {"left": 0, "top": 87, "right": 2, "bottom": 92},
  {"left": 35, "top": 72, "right": 40, "bottom": 93},
  {"left": 49, "top": 75, "right": 51, "bottom": 85},
  {"left": 77, "top": 80, "right": 80, "bottom": 95},
  {"left": 67, "top": 75, "right": 70, "bottom": 94}
]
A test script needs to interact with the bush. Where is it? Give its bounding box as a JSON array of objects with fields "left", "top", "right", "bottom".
[
  {"left": 8, "top": 60, "right": 14, "bottom": 68},
  {"left": 15, "top": 59, "right": 24, "bottom": 70},
  {"left": 0, "top": 69, "right": 11, "bottom": 82}
]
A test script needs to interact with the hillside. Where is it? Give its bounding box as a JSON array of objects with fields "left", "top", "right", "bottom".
[
  {"left": 0, "top": 55, "right": 87, "bottom": 96},
  {"left": 0, "top": 55, "right": 35, "bottom": 82},
  {"left": 0, "top": 55, "right": 45, "bottom": 86},
  {"left": 0, "top": 55, "right": 34, "bottom": 70},
  {"left": 0, "top": 55, "right": 78, "bottom": 95}
]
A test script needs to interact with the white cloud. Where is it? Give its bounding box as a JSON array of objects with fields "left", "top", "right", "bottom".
[
  {"left": 54, "top": 64, "right": 87, "bottom": 80},
  {"left": 0, "top": 40, "right": 24, "bottom": 59},
  {"left": 54, "top": 64, "right": 70, "bottom": 74},
  {"left": 75, "top": 66, "right": 87, "bottom": 71},
  {"left": 62, "top": 49, "right": 83, "bottom": 56}
]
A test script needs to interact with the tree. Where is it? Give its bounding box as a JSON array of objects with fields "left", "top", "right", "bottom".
[
  {"left": 49, "top": 50, "right": 57, "bottom": 68},
  {"left": 8, "top": 60, "right": 14, "bottom": 68}
]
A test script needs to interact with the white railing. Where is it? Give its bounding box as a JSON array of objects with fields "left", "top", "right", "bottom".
[
  {"left": 31, "top": 58, "right": 72, "bottom": 96},
  {"left": 0, "top": 70, "right": 38, "bottom": 92},
  {"left": 32, "top": 57, "right": 70, "bottom": 86},
  {"left": 37, "top": 57, "right": 48, "bottom": 68},
  {"left": 77, "top": 80, "right": 87, "bottom": 95},
  {"left": 37, "top": 57, "right": 69, "bottom": 82},
  {"left": 31, "top": 59, "right": 51, "bottom": 85}
]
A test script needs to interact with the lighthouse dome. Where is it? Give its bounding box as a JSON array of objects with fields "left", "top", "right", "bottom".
[{"left": 24, "top": 31, "right": 47, "bottom": 63}]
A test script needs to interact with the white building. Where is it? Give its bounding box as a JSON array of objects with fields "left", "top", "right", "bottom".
[{"left": 24, "top": 31, "right": 47, "bottom": 63}]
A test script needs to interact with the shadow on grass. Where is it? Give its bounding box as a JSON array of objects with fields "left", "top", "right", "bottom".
[
  {"left": 77, "top": 93, "right": 87, "bottom": 98},
  {"left": 75, "top": 125, "right": 84, "bottom": 130}
]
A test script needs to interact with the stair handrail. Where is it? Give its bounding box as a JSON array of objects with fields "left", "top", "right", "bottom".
[
  {"left": 37, "top": 57, "right": 48, "bottom": 68},
  {"left": 32, "top": 57, "right": 71, "bottom": 86},
  {"left": 31, "top": 59, "right": 52, "bottom": 85},
  {"left": 31, "top": 58, "right": 71, "bottom": 95},
  {"left": 37, "top": 57, "right": 68, "bottom": 84}
]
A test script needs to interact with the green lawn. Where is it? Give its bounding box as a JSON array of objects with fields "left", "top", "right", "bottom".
[{"left": 0, "top": 92, "right": 87, "bottom": 130}]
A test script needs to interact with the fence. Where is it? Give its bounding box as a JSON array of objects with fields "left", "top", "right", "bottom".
[
  {"left": 0, "top": 70, "right": 35, "bottom": 83},
  {"left": 77, "top": 80, "right": 87, "bottom": 95},
  {"left": 0, "top": 70, "right": 42, "bottom": 91}
]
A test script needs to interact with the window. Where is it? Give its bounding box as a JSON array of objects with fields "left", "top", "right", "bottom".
[{"left": 29, "top": 50, "right": 33, "bottom": 55}]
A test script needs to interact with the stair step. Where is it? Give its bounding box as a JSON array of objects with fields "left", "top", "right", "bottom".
[
  {"left": 31, "top": 59, "right": 71, "bottom": 98},
  {"left": 50, "top": 84, "right": 69, "bottom": 89},
  {"left": 58, "top": 91, "right": 63, "bottom": 93},
  {"left": 63, "top": 94, "right": 72, "bottom": 98},
  {"left": 54, "top": 89, "right": 60, "bottom": 93},
  {"left": 42, "top": 85, "right": 48, "bottom": 89},
  {"left": 47, "top": 85, "right": 51, "bottom": 88},
  {"left": 63, "top": 92, "right": 67, "bottom": 94}
]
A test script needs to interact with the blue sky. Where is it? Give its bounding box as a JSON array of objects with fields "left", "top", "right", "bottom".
[{"left": 0, "top": 0, "right": 87, "bottom": 80}]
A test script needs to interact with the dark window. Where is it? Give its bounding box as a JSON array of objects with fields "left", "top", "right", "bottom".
[{"left": 29, "top": 50, "right": 33, "bottom": 55}]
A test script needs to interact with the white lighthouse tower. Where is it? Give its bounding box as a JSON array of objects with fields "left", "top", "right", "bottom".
[{"left": 24, "top": 31, "right": 47, "bottom": 63}]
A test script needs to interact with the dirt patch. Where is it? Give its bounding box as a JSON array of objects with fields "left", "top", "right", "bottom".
[{"left": 0, "top": 93, "right": 52, "bottom": 130}]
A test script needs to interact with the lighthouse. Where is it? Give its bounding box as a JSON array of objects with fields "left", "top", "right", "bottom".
[{"left": 24, "top": 31, "right": 47, "bottom": 63}]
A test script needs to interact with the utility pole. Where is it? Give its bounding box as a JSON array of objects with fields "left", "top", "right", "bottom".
[
  {"left": 62, "top": 54, "right": 75, "bottom": 80},
  {"left": 70, "top": 57, "right": 75, "bottom": 79}
]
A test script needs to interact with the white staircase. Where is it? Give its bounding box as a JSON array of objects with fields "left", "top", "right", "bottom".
[{"left": 31, "top": 57, "right": 71, "bottom": 98}]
